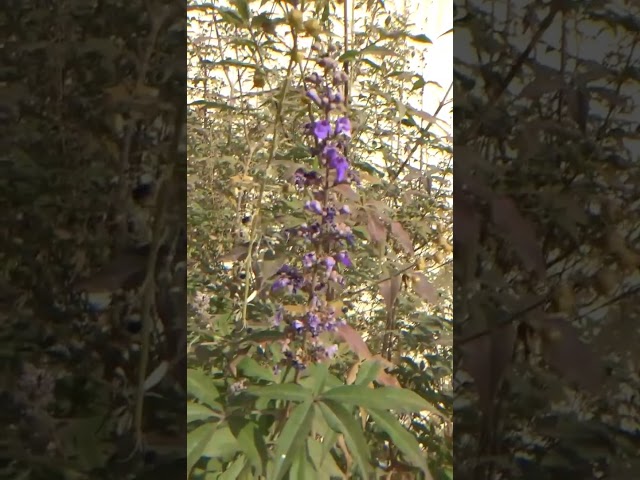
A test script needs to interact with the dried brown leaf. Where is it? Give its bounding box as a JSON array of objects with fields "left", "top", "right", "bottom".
[
  {"left": 379, "top": 274, "right": 402, "bottom": 311},
  {"left": 219, "top": 245, "right": 249, "bottom": 262},
  {"left": 335, "top": 325, "right": 401, "bottom": 387},
  {"left": 461, "top": 323, "right": 517, "bottom": 415},
  {"left": 367, "top": 214, "right": 387, "bottom": 244},
  {"left": 410, "top": 272, "right": 438, "bottom": 304},
  {"left": 491, "top": 195, "right": 545, "bottom": 277},
  {"left": 332, "top": 183, "right": 359, "bottom": 200},
  {"left": 538, "top": 315, "right": 604, "bottom": 392},
  {"left": 391, "top": 221, "right": 414, "bottom": 255}
]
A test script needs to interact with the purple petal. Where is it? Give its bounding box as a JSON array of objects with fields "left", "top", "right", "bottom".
[
  {"left": 335, "top": 117, "right": 351, "bottom": 137},
  {"left": 304, "top": 200, "right": 324, "bottom": 215},
  {"left": 313, "top": 120, "right": 331, "bottom": 140},
  {"left": 334, "top": 158, "right": 348, "bottom": 183},
  {"left": 325, "top": 344, "right": 338, "bottom": 358},
  {"left": 272, "top": 278, "right": 290, "bottom": 291},
  {"left": 324, "top": 256, "right": 336, "bottom": 269},
  {"left": 306, "top": 89, "right": 322, "bottom": 106},
  {"left": 336, "top": 251, "right": 352, "bottom": 267}
]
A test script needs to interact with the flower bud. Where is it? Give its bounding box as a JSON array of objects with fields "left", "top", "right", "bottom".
[
  {"left": 292, "top": 50, "right": 305, "bottom": 63},
  {"left": 304, "top": 19, "right": 323, "bottom": 37},
  {"left": 288, "top": 9, "right": 304, "bottom": 30},
  {"left": 253, "top": 73, "right": 265, "bottom": 88}
]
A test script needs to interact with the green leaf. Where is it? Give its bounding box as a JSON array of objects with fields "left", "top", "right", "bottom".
[
  {"left": 368, "top": 408, "right": 431, "bottom": 477},
  {"left": 289, "top": 444, "right": 317, "bottom": 480},
  {"left": 245, "top": 383, "right": 313, "bottom": 402},
  {"left": 188, "top": 402, "right": 220, "bottom": 423},
  {"left": 201, "top": 425, "right": 242, "bottom": 461},
  {"left": 271, "top": 400, "right": 315, "bottom": 480},
  {"left": 236, "top": 356, "right": 276, "bottom": 382},
  {"left": 228, "top": 417, "right": 268, "bottom": 474},
  {"left": 338, "top": 49, "right": 360, "bottom": 62},
  {"left": 354, "top": 360, "right": 382, "bottom": 386},
  {"left": 229, "top": 0, "right": 250, "bottom": 22},
  {"left": 307, "top": 437, "right": 343, "bottom": 478},
  {"left": 219, "top": 454, "right": 248, "bottom": 480},
  {"left": 408, "top": 33, "right": 433, "bottom": 43},
  {"left": 310, "top": 404, "right": 338, "bottom": 465},
  {"left": 187, "top": 423, "right": 216, "bottom": 476},
  {"left": 318, "top": 401, "right": 372, "bottom": 478},
  {"left": 320, "top": 385, "right": 440, "bottom": 415},
  {"left": 301, "top": 363, "right": 329, "bottom": 395},
  {"left": 214, "top": 7, "right": 244, "bottom": 26},
  {"left": 187, "top": 369, "right": 221, "bottom": 409},
  {"left": 360, "top": 45, "right": 400, "bottom": 57}
]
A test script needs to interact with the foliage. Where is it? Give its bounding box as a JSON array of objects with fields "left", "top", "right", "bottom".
[
  {"left": 454, "top": 1, "right": 640, "bottom": 478},
  {"left": 2, "top": 1, "right": 186, "bottom": 478},
  {"left": 187, "top": 0, "right": 453, "bottom": 478}
]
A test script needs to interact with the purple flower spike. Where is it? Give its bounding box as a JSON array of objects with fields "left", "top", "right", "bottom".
[
  {"left": 304, "top": 199, "right": 323, "bottom": 215},
  {"left": 306, "top": 89, "right": 322, "bottom": 106},
  {"left": 335, "top": 117, "right": 351, "bottom": 137},
  {"left": 336, "top": 251, "right": 352, "bottom": 267},
  {"left": 313, "top": 120, "right": 331, "bottom": 140}
]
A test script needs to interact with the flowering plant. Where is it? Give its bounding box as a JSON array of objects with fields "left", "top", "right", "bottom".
[{"left": 187, "top": 6, "right": 447, "bottom": 480}]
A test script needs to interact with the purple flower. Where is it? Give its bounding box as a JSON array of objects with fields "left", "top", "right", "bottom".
[
  {"left": 335, "top": 117, "right": 351, "bottom": 137},
  {"left": 331, "top": 156, "right": 349, "bottom": 183},
  {"left": 324, "top": 256, "right": 336, "bottom": 275},
  {"left": 324, "top": 206, "right": 336, "bottom": 224},
  {"left": 335, "top": 251, "right": 352, "bottom": 267},
  {"left": 272, "top": 307, "right": 284, "bottom": 326},
  {"left": 312, "top": 120, "right": 331, "bottom": 140},
  {"left": 302, "top": 252, "right": 317, "bottom": 268},
  {"left": 306, "top": 72, "right": 322, "bottom": 84},
  {"left": 307, "top": 313, "right": 320, "bottom": 334},
  {"left": 339, "top": 205, "right": 351, "bottom": 215},
  {"left": 333, "top": 70, "right": 349, "bottom": 85},
  {"left": 292, "top": 319, "right": 304, "bottom": 333},
  {"left": 272, "top": 277, "right": 290, "bottom": 291},
  {"left": 324, "top": 145, "right": 348, "bottom": 182},
  {"left": 318, "top": 56, "right": 338, "bottom": 69},
  {"left": 304, "top": 199, "right": 323, "bottom": 215},
  {"left": 306, "top": 89, "right": 322, "bottom": 106},
  {"left": 325, "top": 344, "right": 338, "bottom": 358}
]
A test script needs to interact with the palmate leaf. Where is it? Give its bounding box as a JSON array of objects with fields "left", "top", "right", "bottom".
[
  {"left": 228, "top": 417, "right": 268, "bottom": 475},
  {"left": 320, "top": 385, "right": 441, "bottom": 416},
  {"left": 306, "top": 437, "right": 344, "bottom": 479},
  {"left": 270, "top": 400, "right": 315, "bottom": 480},
  {"left": 186, "top": 369, "right": 222, "bottom": 409},
  {"left": 289, "top": 444, "right": 317, "bottom": 480},
  {"left": 187, "top": 401, "right": 220, "bottom": 423},
  {"left": 201, "top": 425, "right": 242, "bottom": 462},
  {"left": 353, "top": 359, "right": 382, "bottom": 386},
  {"left": 368, "top": 408, "right": 432, "bottom": 478},
  {"left": 245, "top": 383, "right": 313, "bottom": 402},
  {"left": 187, "top": 423, "right": 216, "bottom": 476},
  {"left": 318, "top": 400, "right": 373, "bottom": 478}
]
